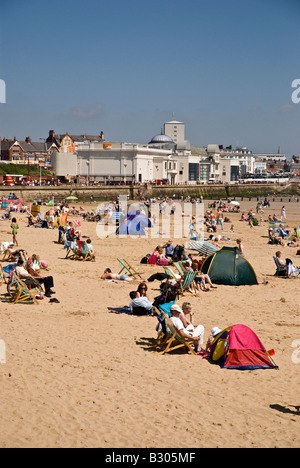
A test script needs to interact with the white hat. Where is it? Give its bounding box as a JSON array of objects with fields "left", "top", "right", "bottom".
[
  {"left": 211, "top": 327, "right": 222, "bottom": 337},
  {"left": 170, "top": 304, "right": 183, "bottom": 314}
]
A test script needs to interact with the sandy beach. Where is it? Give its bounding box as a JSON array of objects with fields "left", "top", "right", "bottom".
[{"left": 0, "top": 197, "right": 299, "bottom": 448}]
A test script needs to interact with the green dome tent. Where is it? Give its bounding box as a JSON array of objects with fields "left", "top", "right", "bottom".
[{"left": 200, "top": 246, "right": 258, "bottom": 286}]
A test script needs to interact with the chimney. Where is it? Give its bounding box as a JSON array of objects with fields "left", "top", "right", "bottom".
[
  {"left": 25, "top": 136, "right": 31, "bottom": 143},
  {"left": 49, "top": 130, "right": 55, "bottom": 142}
]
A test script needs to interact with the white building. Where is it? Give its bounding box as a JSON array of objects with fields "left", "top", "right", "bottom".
[
  {"left": 51, "top": 120, "right": 270, "bottom": 185},
  {"left": 51, "top": 141, "right": 176, "bottom": 184}
]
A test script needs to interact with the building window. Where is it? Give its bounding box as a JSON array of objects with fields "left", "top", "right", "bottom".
[
  {"left": 200, "top": 164, "right": 210, "bottom": 181},
  {"left": 231, "top": 166, "right": 239, "bottom": 181},
  {"left": 189, "top": 163, "right": 199, "bottom": 181}
]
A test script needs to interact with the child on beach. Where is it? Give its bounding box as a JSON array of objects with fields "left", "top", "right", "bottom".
[
  {"left": 11, "top": 217, "right": 19, "bottom": 246},
  {"left": 236, "top": 239, "right": 245, "bottom": 256}
]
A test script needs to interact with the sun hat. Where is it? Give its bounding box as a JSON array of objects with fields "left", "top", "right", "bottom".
[
  {"left": 211, "top": 327, "right": 222, "bottom": 337},
  {"left": 170, "top": 304, "right": 183, "bottom": 314}
]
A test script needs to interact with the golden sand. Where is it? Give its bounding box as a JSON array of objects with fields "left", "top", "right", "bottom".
[{"left": 0, "top": 199, "right": 299, "bottom": 448}]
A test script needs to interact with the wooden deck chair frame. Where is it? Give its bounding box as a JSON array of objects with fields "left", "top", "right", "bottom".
[
  {"left": 65, "top": 247, "right": 77, "bottom": 260},
  {"left": 118, "top": 258, "right": 144, "bottom": 279},
  {"left": 152, "top": 309, "right": 171, "bottom": 349},
  {"left": 1, "top": 249, "right": 17, "bottom": 263},
  {"left": 73, "top": 241, "right": 95, "bottom": 262},
  {"left": 0, "top": 264, "right": 7, "bottom": 287},
  {"left": 159, "top": 313, "right": 197, "bottom": 355},
  {"left": 9, "top": 273, "right": 42, "bottom": 305}
]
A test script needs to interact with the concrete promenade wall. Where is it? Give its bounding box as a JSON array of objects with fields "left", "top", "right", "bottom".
[{"left": 0, "top": 182, "right": 299, "bottom": 203}]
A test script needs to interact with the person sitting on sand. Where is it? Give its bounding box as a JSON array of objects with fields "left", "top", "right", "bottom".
[
  {"left": 101, "top": 268, "right": 140, "bottom": 282},
  {"left": 288, "top": 228, "right": 300, "bottom": 247},
  {"left": 148, "top": 245, "right": 169, "bottom": 266},
  {"left": 129, "top": 291, "right": 154, "bottom": 315},
  {"left": 201, "top": 327, "right": 223, "bottom": 355},
  {"left": 170, "top": 304, "right": 204, "bottom": 354},
  {"left": 163, "top": 240, "right": 175, "bottom": 259},
  {"left": 136, "top": 282, "right": 149, "bottom": 299}
]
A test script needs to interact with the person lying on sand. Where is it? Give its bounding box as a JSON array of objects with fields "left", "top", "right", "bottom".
[{"left": 101, "top": 268, "right": 142, "bottom": 283}]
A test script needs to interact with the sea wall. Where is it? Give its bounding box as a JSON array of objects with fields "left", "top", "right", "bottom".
[{"left": 0, "top": 181, "right": 299, "bottom": 203}]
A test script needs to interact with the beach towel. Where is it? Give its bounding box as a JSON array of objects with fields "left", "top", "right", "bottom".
[{"left": 107, "top": 306, "right": 131, "bottom": 315}]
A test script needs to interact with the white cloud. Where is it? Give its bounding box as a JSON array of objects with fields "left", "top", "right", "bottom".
[{"left": 71, "top": 104, "right": 102, "bottom": 119}]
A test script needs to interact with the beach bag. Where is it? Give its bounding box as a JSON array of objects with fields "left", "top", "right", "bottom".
[
  {"left": 157, "top": 258, "right": 169, "bottom": 266},
  {"left": 140, "top": 254, "right": 150, "bottom": 264}
]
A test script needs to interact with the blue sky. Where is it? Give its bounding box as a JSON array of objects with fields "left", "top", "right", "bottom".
[{"left": 0, "top": 0, "right": 300, "bottom": 157}]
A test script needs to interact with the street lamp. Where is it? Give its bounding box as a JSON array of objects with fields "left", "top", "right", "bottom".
[
  {"left": 124, "top": 163, "right": 128, "bottom": 185},
  {"left": 86, "top": 161, "right": 90, "bottom": 185}
]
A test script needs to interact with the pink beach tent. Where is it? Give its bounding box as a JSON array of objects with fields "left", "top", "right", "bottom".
[{"left": 209, "top": 324, "right": 278, "bottom": 370}]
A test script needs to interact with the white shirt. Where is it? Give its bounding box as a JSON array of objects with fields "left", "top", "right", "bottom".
[
  {"left": 171, "top": 316, "right": 193, "bottom": 336},
  {"left": 16, "top": 266, "right": 30, "bottom": 277},
  {"left": 129, "top": 297, "right": 153, "bottom": 312}
]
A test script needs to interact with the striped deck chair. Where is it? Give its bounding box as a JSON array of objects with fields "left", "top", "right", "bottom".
[
  {"left": 159, "top": 312, "right": 197, "bottom": 355},
  {"left": 118, "top": 258, "right": 144, "bottom": 280},
  {"left": 65, "top": 241, "right": 78, "bottom": 260},
  {"left": 9, "top": 273, "right": 42, "bottom": 305},
  {"left": 74, "top": 241, "right": 95, "bottom": 262},
  {"left": 178, "top": 271, "right": 198, "bottom": 296},
  {"left": 163, "top": 266, "right": 181, "bottom": 281},
  {"left": 153, "top": 302, "right": 175, "bottom": 349},
  {"left": 173, "top": 261, "right": 187, "bottom": 277}
]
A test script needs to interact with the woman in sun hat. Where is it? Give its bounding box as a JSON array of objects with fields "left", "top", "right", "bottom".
[{"left": 201, "top": 326, "right": 223, "bottom": 355}]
